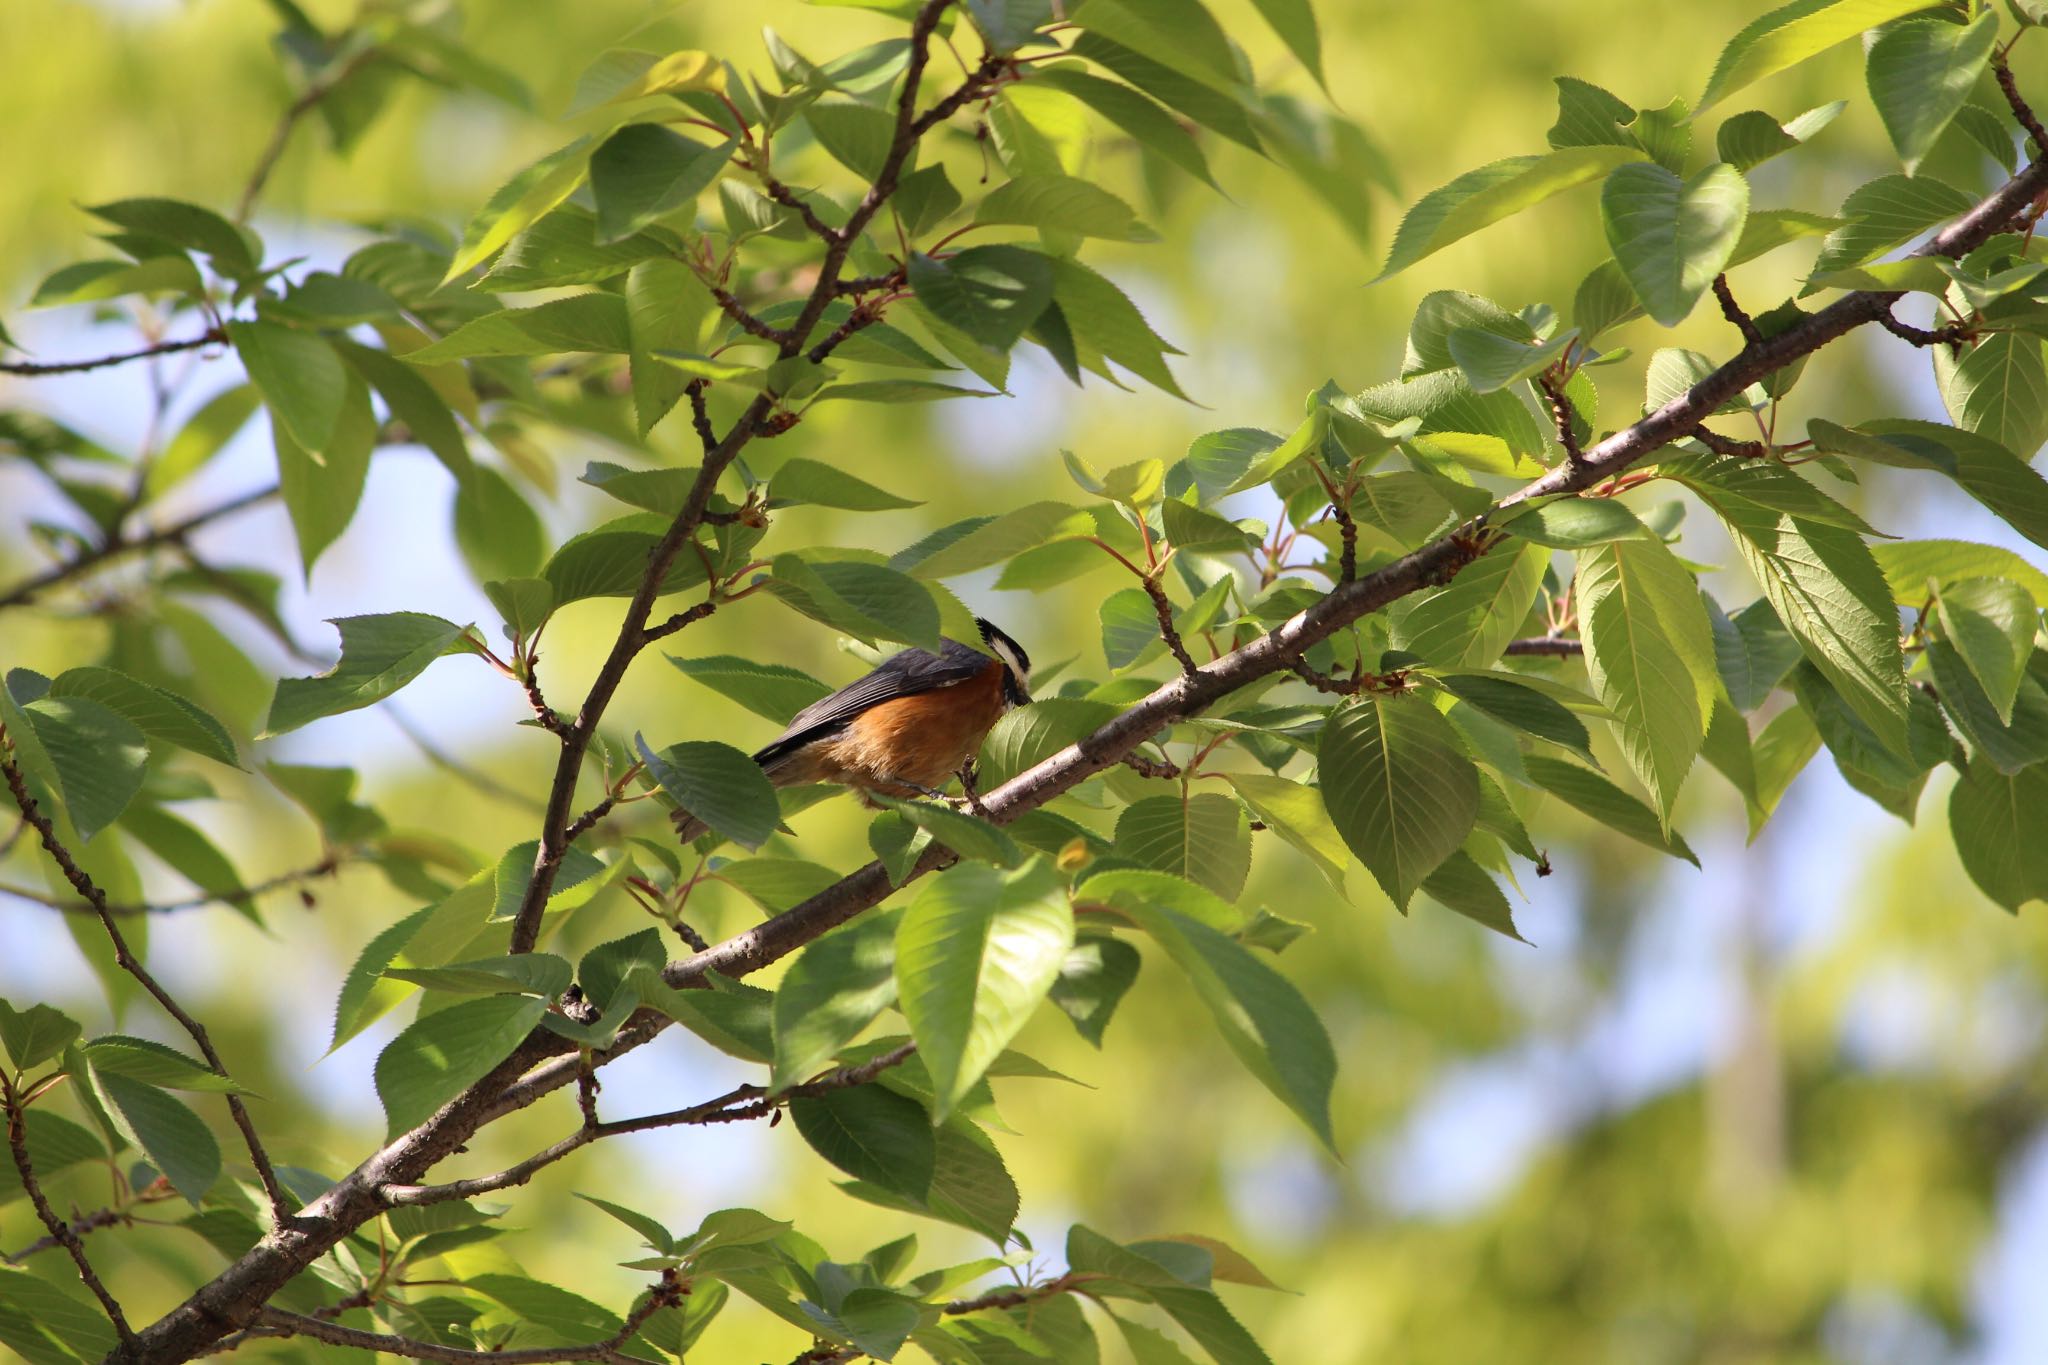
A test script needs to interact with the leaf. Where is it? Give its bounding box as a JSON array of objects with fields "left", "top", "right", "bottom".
[
  {"left": 0, "top": 1000, "right": 81, "bottom": 1071},
  {"left": 1374, "top": 146, "right": 1644, "bottom": 282},
  {"left": 666, "top": 653, "right": 832, "bottom": 726},
  {"left": 1446, "top": 326, "right": 1578, "bottom": 394},
  {"left": 1709, "top": 596, "right": 1806, "bottom": 712},
  {"left": 908, "top": 246, "right": 1055, "bottom": 352},
  {"left": 872, "top": 797, "right": 1026, "bottom": 868},
  {"left": 274, "top": 373, "right": 374, "bottom": 576},
  {"left": 1865, "top": 12, "right": 1999, "bottom": 172},
  {"left": 409, "top": 293, "right": 632, "bottom": 362},
  {"left": 1575, "top": 534, "right": 1718, "bottom": 824},
  {"left": 385, "top": 953, "right": 573, "bottom": 998},
  {"left": 264, "top": 613, "right": 475, "bottom": 736},
  {"left": 805, "top": 94, "right": 898, "bottom": 179},
  {"left": 1521, "top": 754, "right": 1700, "bottom": 864},
  {"left": 1317, "top": 694, "right": 1479, "bottom": 910},
  {"left": 589, "top": 124, "right": 736, "bottom": 242},
  {"left": 1848, "top": 421, "right": 2048, "bottom": 553},
  {"left": 1028, "top": 66, "right": 1217, "bottom": 189},
  {"left": 1436, "top": 674, "right": 1595, "bottom": 761},
  {"left": 601, "top": 49, "right": 726, "bottom": 105},
  {"left": 1871, "top": 539, "right": 2048, "bottom": 608},
  {"left": 1934, "top": 577, "right": 2039, "bottom": 724},
  {"left": 896, "top": 859, "right": 1074, "bottom": 1120},
  {"left": 1420, "top": 850, "right": 1525, "bottom": 942},
  {"left": 1117, "top": 908, "right": 1335, "bottom": 1150},
  {"left": 375, "top": 993, "right": 546, "bottom": 1136},
  {"left": 977, "top": 173, "right": 1153, "bottom": 241},
  {"left": 903, "top": 502, "right": 1093, "bottom": 579},
  {"left": 1926, "top": 642, "right": 2048, "bottom": 774},
  {"left": 1048, "top": 935, "right": 1141, "bottom": 1047},
  {"left": 1068, "top": 0, "right": 1241, "bottom": 93},
  {"left": 1714, "top": 101, "right": 1844, "bottom": 172},
  {"left": 1808, "top": 174, "right": 1975, "bottom": 280},
  {"left": 1219, "top": 772, "right": 1351, "bottom": 885},
  {"left": 343, "top": 342, "right": 472, "bottom": 481},
  {"left": 1048, "top": 255, "right": 1187, "bottom": 398},
  {"left": 148, "top": 383, "right": 261, "bottom": 496},
  {"left": 455, "top": 465, "right": 545, "bottom": 584},
  {"left": 1697, "top": 0, "right": 1939, "bottom": 112},
  {"left": 1113, "top": 793, "right": 1251, "bottom": 901},
  {"left": 87, "top": 196, "right": 256, "bottom": 278},
  {"left": 1949, "top": 753, "right": 2048, "bottom": 911},
  {"left": 20, "top": 695, "right": 148, "bottom": 842},
  {"left": 637, "top": 736, "right": 782, "bottom": 850},
  {"left": 1933, "top": 333, "right": 2048, "bottom": 463},
  {"left": 0, "top": 1111, "right": 104, "bottom": 1205},
  {"left": 767, "top": 556, "right": 943, "bottom": 651},
  {"left": 1600, "top": 161, "right": 1749, "bottom": 327},
  {"left": 46, "top": 668, "right": 236, "bottom": 767},
  {"left": 0, "top": 1266, "right": 118, "bottom": 1363},
  {"left": 790, "top": 1082, "right": 937, "bottom": 1206},
  {"left": 98, "top": 1073, "right": 220, "bottom": 1206},
  {"left": 771, "top": 909, "right": 904, "bottom": 1092},
  {"left": 331, "top": 905, "right": 436, "bottom": 1052},
  {"left": 228, "top": 320, "right": 347, "bottom": 454},
  {"left": 83, "top": 1036, "right": 240, "bottom": 1092},
  {"left": 1388, "top": 540, "right": 1548, "bottom": 668},
  {"left": 543, "top": 515, "right": 711, "bottom": 605},
  {"left": 1497, "top": 496, "right": 1644, "bottom": 548},
  {"left": 1682, "top": 467, "right": 1911, "bottom": 754},
  {"left": 1251, "top": 0, "right": 1323, "bottom": 84},
  {"left": 769, "top": 457, "right": 921, "bottom": 510}
]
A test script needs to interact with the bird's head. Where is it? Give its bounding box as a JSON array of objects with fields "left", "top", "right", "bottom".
[{"left": 975, "top": 617, "right": 1032, "bottom": 708}]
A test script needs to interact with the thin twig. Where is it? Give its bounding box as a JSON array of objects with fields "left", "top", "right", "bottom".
[
  {"left": 0, "top": 483, "right": 279, "bottom": 612},
  {"left": 216, "top": 1306, "right": 661, "bottom": 1364},
  {"left": 709, "top": 284, "right": 789, "bottom": 345},
  {"left": 1995, "top": 49, "right": 2048, "bottom": 155},
  {"left": 1686, "top": 426, "right": 1770, "bottom": 459},
  {"left": 1535, "top": 371, "right": 1586, "bottom": 466},
  {"left": 1, "top": 749, "right": 294, "bottom": 1224},
  {"left": 642, "top": 599, "right": 718, "bottom": 643},
  {"left": 1875, "top": 308, "right": 1973, "bottom": 349},
  {"left": 3, "top": 1084, "right": 133, "bottom": 1338},
  {"left": 1502, "top": 636, "right": 1585, "bottom": 658},
  {"left": 0, "top": 330, "right": 226, "bottom": 378},
  {"left": 0, "top": 854, "right": 341, "bottom": 917},
  {"left": 685, "top": 380, "right": 717, "bottom": 455},
  {"left": 1121, "top": 750, "right": 1182, "bottom": 780},
  {"left": 237, "top": 46, "right": 384, "bottom": 223},
  {"left": 1711, "top": 274, "right": 1763, "bottom": 347},
  {"left": 1143, "top": 577, "right": 1199, "bottom": 678},
  {"left": 2, "top": 1204, "right": 125, "bottom": 1263}
]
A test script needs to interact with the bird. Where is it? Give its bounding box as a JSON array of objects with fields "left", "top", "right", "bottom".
[{"left": 670, "top": 617, "right": 1032, "bottom": 843}]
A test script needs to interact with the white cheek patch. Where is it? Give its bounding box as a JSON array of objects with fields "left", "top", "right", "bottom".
[{"left": 987, "top": 636, "right": 1029, "bottom": 692}]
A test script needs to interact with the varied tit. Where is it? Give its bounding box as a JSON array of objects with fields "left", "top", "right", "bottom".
[{"left": 671, "top": 618, "right": 1032, "bottom": 843}]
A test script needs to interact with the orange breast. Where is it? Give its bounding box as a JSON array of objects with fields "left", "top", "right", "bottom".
[{"left": 811, "top": 666, "right": 1005, "bottom": 795}]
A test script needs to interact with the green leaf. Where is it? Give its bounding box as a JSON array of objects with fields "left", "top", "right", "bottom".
[
  {"left": 1697, "top": 0, "right": 1939, "bottom": 112},
  {"left": 977, "top": 173, "right": 1154, "bottom": 241},
  {"left": 46, "top": 668, "right": 236, "bottom": 767},
  {"left": 769, "top": 457, "right": 921, "bottom": 511},
  {"left": 543, "top": 515, "right": 711, "bottom": 605},
  {"left": 1714, "top": 101, "right": 1844, "bottom": 172},
  {"left": 228, "top": 320, "right": 347, "bottom": 454},
  {"left": 1028, "top": 66, "right": 1217, "bottom": 189},
  {"left": 1848, "top": 421, "right": 2048, "bottom": 553},
  {"left": 385, "top": 953, "right": 573, "bottom": 998},
  {"left": 1865, "top": 12, "right": 1999, "bottom": 173},
  {"left": 1934, "top": 577, "right": 2039, "bottom": 724},
  {"left": 1389, "top": 540, "right": 1548, "bottom": 668},
  {"left": 274, "top": 372, "right": 374, "bottom": 576},
  {"left": 481, "top": 204, "right": 671, "bottom": 290},
  {"left": 31, "top": 255, "right": 202, "bottom": 308},
  {"left": 895, "top": 860, "right": 1074, "bottom": 1120},
  {"left": 577, "top": 1192, "right": 675, "bottom": 1255},
  {"left": 1446, "top": 326, "right": 1578, "bottom": 394},
  {"left": 790, "top": 1081, "right": 937, "bottom": 1205},
  {"left": 1318, "top": 694, "right": 1479, "bottom": 910},
  {"left": 637, "top": 736, "right": 782, "bottom": 850},
  {"left": 771, "top": 910, "right": 904, "bottom": 1092},
  {"left": 1709, "top": 596, "right": 1806, "bottom": 712},
  {"left": 87, "top": 196, "right": 256, "bottom": 277},
  {"left": 908, "top": 246, "right": 1055, "bottom": 352},
  {"left": 1251, "top": 0, "right": 1323, "bottom": 84},
  {"left": 1219, "top": 772, "right": 1351, "bottom": 886},
  {"left": 1600, "top": 161, "right": 1749, "bottom": 327},
  {"left": 1069, "top": 0, "right": 1241, "bottom": 93},
  {"left": 1808, "top": 175, "right": 1975, "bottom": 280},
  {"left": 767, "top": 556, "right": 943, "bottom": 651},
  {"left": 148, "top": 383, "right": 261, "bottom": 496},
  {"left": 666, "top": 654, "right": 831, "bottom": 725},
  {"left": 376, "top": 993, "right": 546, "bottom": 1136},
  {"left": 589, "top": 124, "right": 736, "bottom": 242},
  {"left": 1933, "top": 333, "right": 2048, "bottom": 464},
  {"left": 1118, "top": 908, "right": 1335, "bottom": 1149},
  {"left": 903, "top": 502, "right": 1094, "bottom": 579},
  {"left": 409, "top": 293, "right": 632, "bottom": 362},
  {"left": 0, "top": 1000, "right": 82, "bottom": 1071},
  {"left": 1048, "top": 255, "right": 1187, "bottom": 398},
  {"left": 331, "top": 905, "right": 436, "bottom": 1052},
  {"left": 83, "top": 1035, "right": 240, "bottom": 1092},
  {"left": 872, "top": 797, "right": 1025, "bottom": 868},
  {"left": 20, "top": 695, "right": 148, "bottom": 842},
  {"left": 1374, "top": 146, "right": 1644, "bottom": 282},
  {"left": 1926, "top": 641, "right": 2048, "bottom": 774},
  {"left": 1114, "top": 793, "right": 1251, "bottom": 901},
  {"left": 446, "top": 137, "right": 597, "bottom": 280},
  {"left": 1100, "top": 587, "right": 1161, "bottom": 671},
  {"left": 1437, "top": 674, "right": 1595, "bottom": 761},
  {"left": 264, "top": 613, "right": 475, "bottom": 736},
  {"left": 1871, "top": 538, "right": 2048, "bottom": 608},
  {"left": 805, "top": 94, "right": 898, "bottom": 179},
  {"left": 0, "top": 1111, "right": 104, "bottom": 1206},
  {"left": 1575, "top": 533, "right": 1719, "bottom": 824},
  {"left": 455, "top": 465, "right": 546, "bottom": 584},
  {"left": 636, "top": 971, "right": 775, "bottom": 1063},
  {"left": 1420, "top": 850, "right": 1525, "bottom": 943},
  {"left": 1949, "top": 753, "right": 2048, "bottom": 911},
  {"left": 1048, "top": 935, "right": 1141, "bottom": 1047},
  {"left": 342, "top": 342, "right": 473, "bottom": 482},
  {"left": 1681, "top": 466, "right": 1911, "bottom": 754},
  {"left": 1521, "top": 754, "right": 1700, "bottom": 864},
  {"left": 1497, "top": 496, "right": 1644, "bottom": 548},
  {"left": 98, "top": 1073, "right": 220, "bottom": 1206}
]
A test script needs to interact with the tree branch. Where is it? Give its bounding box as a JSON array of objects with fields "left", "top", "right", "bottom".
[
  {"left": 1502, "top": 636, "right": 1584, "bottom": 657},
  {"left": 218, "top": 1307, "right": 661, "bottom": 1364},
  {"left": 1874, "top": 307, "right": 1973, "bottom": 349},
  {"left": 1711, "top": 273, "right": 1763, "bottom": 347},
  {"left": 1144, "top": 575, "right": 1200, "bottom": 678},
  {"left": 103, "top": 43, "right": 2048, "bottom": 1365},
  {"left": 1534, "top": 371, "right": 1585, "bottom": 465},
  {"left": 0, "top": 484, "right": 278, "bottom": 612},
  {"left": 0, "top": 854, "right": 342, "bottom": 917},
  {"left": 1995, "top": 48, "right": 2048, "bottom": 157},
  {"left": 1, "top": 750, "right": 293, "bottom": 1224},
  {"left": 237, "top": 46, "right": 383, "bottom": 223},
  {"left": 0, "top": 330, "right": 226, "bottom": 378},
  {"left": 4, "top": 1082, "right": 133, "bottom": 1339},
  {"left": 2, "top": 1204, "right": 125, "bottom": 1264}
]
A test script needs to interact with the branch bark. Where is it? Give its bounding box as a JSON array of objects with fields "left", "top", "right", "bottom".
[{"left": 0, "top": 330, "right": 226, "bottom": 378}]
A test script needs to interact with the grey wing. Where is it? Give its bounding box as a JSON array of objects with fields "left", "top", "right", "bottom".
[{"left": 752, "top": 638, "right": 989, "bottom": 767}]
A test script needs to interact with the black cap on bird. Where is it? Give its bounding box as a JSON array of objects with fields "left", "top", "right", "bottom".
[{"left": 671, "top": 618, "right": 1032, "bottom": 843}]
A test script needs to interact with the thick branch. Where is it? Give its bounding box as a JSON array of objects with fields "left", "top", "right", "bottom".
[
  {"left": 1502, "top": 636, "right": 1585, "bottom": 658},
  {"left": 0, "top": 483, "right": 278, "bottom": 612},
  {"left": 0, "top": 330, "right": 225, "bottom": 378},
  {"left": 1, "top": 751, "right": 292, "bottom": 1223}
]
